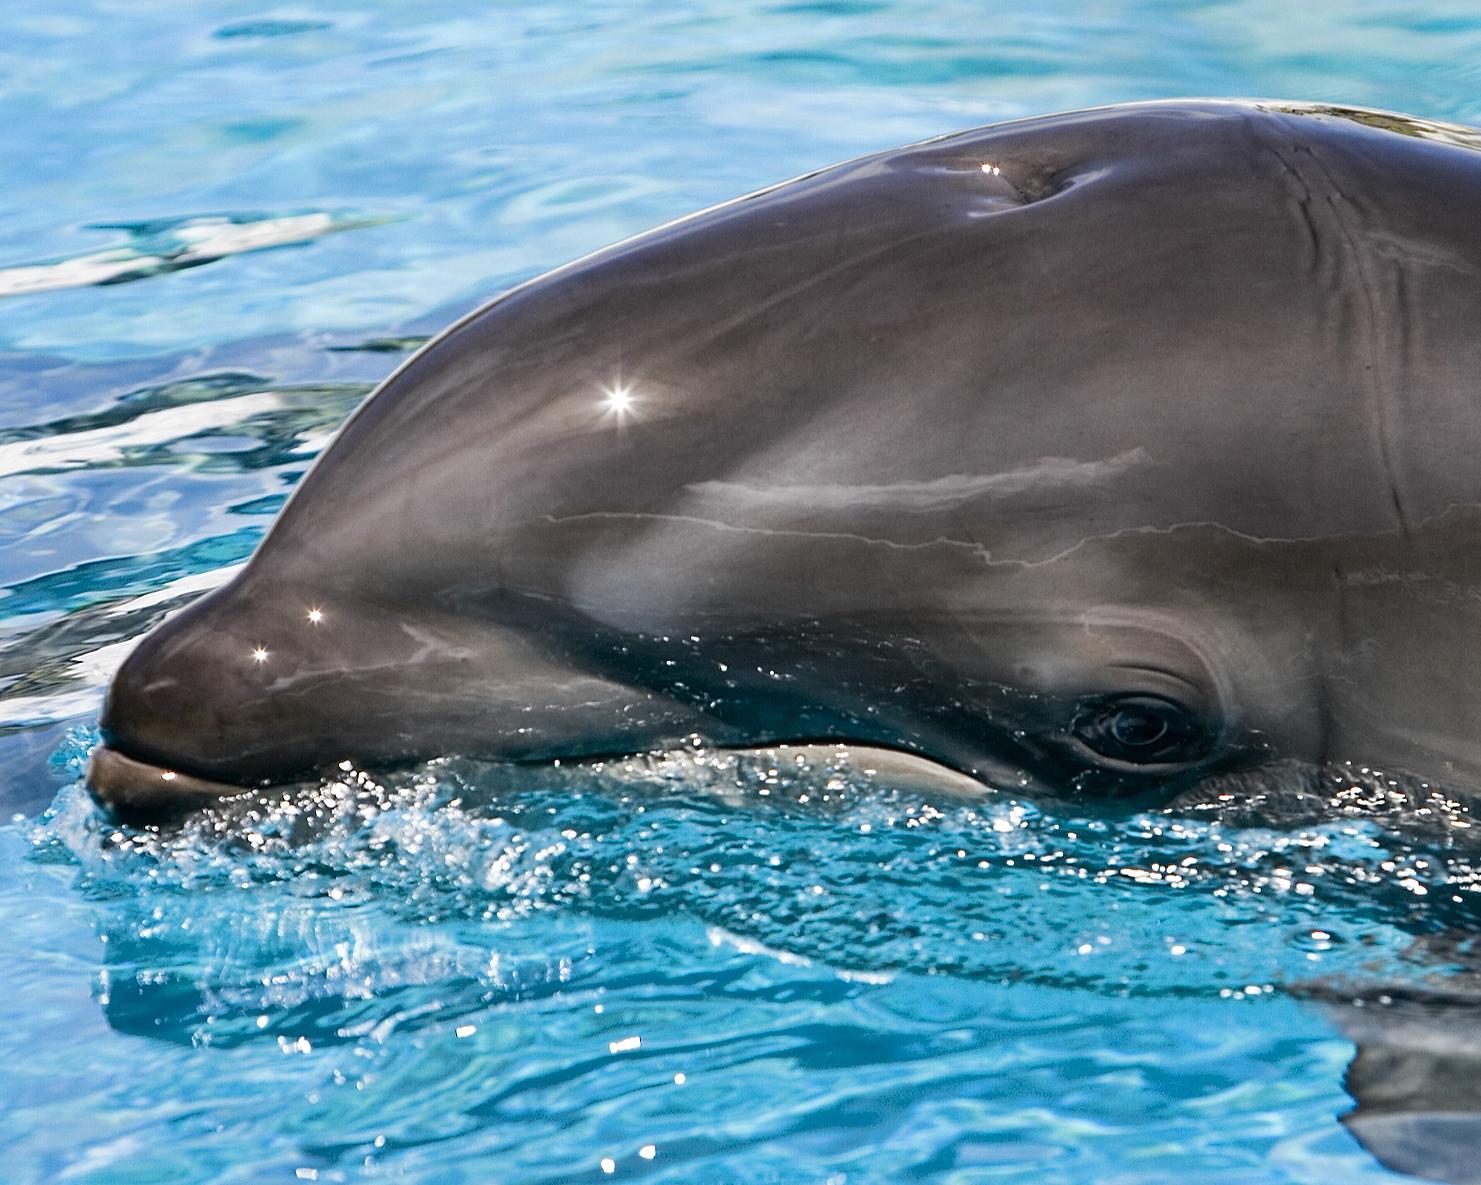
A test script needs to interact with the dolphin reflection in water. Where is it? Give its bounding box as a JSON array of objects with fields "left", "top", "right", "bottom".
[{"left": 86, "top": 100, "right": 1481, "bottom": 1182}]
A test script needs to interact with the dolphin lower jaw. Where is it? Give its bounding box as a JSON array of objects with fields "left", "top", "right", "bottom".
[{"left": 87, "top": 743, "right": 262, "bottom": 820}]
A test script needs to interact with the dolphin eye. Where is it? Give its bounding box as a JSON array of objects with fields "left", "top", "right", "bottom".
[{"left": 1070, "top": 695, "right": 1211, "bottom": 766}]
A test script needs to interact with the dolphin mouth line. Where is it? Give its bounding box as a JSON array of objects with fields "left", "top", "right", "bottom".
[
  {"left": 87, "top": 744, "right": 258, "bottom": 819},
  {"left": 85, "top": 737, "right": 998, "bottom": 823}
]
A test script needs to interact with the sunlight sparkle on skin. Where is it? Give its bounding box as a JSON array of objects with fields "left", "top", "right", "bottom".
[
  {"left": 307, "top": 607, "right": 324, "bottom": 624},
  {"left": 601, "top": 380, "right": 638, "bottom": 418},
  {"left": 980, "top": 161, "right": 1002, "bottom": 175},
  {"left": 252, "top": 646, "right": 269, "bottom": 663}
]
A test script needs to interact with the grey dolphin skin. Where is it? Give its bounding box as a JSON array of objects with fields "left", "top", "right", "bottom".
[
  {"left": 89, "top": 99, "right": 1481, "bottom": 813},
  {"left": 84, "top": 99, "right": 1481, "bottom": 1180}
]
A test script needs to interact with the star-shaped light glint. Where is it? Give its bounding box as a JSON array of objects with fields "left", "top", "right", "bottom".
[{"left": 600, "top": 380, "right": 640, "bottom": 422}]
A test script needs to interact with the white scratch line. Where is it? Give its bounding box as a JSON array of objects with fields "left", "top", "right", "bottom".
[
  {"left": 541, "top": 511, "right": 993, "bottom": 558},
  {"left": 684, "top": 448, "right": 1150, "bottom": 513},
  {"left": 538, "top": 509, "right": 1463, "bottom": 571}
]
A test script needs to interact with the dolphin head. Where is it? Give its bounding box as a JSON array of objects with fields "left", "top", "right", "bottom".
[{"left": 89, "top": 99, "right": 1481, "bottom": 819}]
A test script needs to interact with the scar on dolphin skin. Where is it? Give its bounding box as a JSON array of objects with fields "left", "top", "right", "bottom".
[
  {"left": 84, "top": 100, "right": 1481, "bottom": 1185},
  {"left": 681, "top": 448, "right": 1152, "bottom": 513}
]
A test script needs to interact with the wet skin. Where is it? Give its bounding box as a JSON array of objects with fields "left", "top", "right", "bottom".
[{"left": 90, "top": 99, "right": 1481, "bottom": 817}]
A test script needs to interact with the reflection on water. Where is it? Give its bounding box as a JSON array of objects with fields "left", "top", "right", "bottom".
[
  {"left": 0, "top": 212, "right": 395, "bottom": 299},
  {"left": 327, "top": 336, "right": 432, "bottom": 354},
  {"left": 0, "top": 370, "right": 371, "bottom": 478}
]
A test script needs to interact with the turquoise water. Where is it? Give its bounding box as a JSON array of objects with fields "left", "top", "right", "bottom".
[{"left": 5, "top": 3, "right": 1481, "bottom": 1181}]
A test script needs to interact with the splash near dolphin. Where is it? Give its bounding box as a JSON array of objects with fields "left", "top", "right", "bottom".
[{"left": 89, "top": 99, "right": 1481, "bottom": 818}]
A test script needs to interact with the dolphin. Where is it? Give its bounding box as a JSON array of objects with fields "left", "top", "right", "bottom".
[
  {"left": 81, "top": 98, "right": 1481, "bottom": 1183},
  {"left": 88, "top": 98, "right": 1481, "bottom": 819}
]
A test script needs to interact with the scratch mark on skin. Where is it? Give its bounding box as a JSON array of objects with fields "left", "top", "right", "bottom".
[
  {"left": 541, "top": 510, "right": 997, "bottom": 559},
  {"left": 541, "top": 501, "right": 1481, "bottom": 571},
  {"left": 540, "top": 512, "right": 1325, "bottom": 570}
]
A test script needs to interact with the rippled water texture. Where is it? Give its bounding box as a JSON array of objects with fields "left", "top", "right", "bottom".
[{"left": 6, "top": 3, "right": 1481, "bottom": 1182}]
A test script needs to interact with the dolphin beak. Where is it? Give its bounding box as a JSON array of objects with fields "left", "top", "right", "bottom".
[
  {"left": 88, "top": 580, "right": 294, "bottom": 820},
  {"left": 87, "top": 743, "right": 254, "bottom": 822}
]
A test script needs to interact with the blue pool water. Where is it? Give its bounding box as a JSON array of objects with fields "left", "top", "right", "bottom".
[{"left": 4, "top": 3, "right": 1481, "bottom": 1181}]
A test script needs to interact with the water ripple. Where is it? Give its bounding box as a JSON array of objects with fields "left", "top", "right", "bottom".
[{"left": 0, "top": 212, "right": 396, "bottom": 299}]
